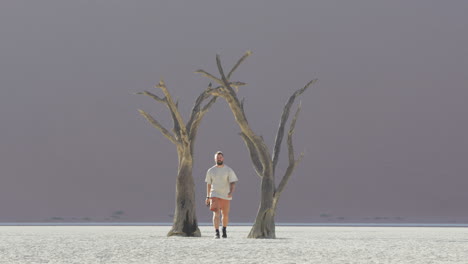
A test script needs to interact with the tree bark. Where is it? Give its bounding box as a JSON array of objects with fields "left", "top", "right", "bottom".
[
  {"left": 167, "top": 150, "right": 201, "bottom": 237},
  {"left": 248, "top": 174, "right": 276, "bottom": 238}
]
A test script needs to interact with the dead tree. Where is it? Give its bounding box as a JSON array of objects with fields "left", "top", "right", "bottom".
[
  {"left": 137, "top": 80, "right": 217, "bottom": 237},
  {"left": 197, "top": 51, "right": 316, "bottom": 238}
]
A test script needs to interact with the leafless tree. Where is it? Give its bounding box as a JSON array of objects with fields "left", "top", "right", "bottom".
[
  {"left": 197, "top": 51, "right": 316, "bottom": 238},
  {"left": 137, "top": 80, "right": 217, "bottom": 237}
]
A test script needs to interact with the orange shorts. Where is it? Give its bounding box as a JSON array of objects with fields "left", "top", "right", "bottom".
[{"left": 209, "top": 197, "right": 230, "bottom": 212}]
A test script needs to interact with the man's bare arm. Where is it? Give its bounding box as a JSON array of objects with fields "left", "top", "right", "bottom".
[
  {"left": 228, "top": 182, "right": 236, "bottom": 198},
  {"left": 206, "top": 184, "right": 212, "bottom": 205}
]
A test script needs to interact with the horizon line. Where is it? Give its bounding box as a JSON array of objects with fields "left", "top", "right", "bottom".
[{"left": 1, "top": 222, "right": 467, "bottom": 227}]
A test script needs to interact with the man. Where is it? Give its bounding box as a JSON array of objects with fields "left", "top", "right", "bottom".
[{"left": 205, "top": 151, "right": 238, "bottom": 239}]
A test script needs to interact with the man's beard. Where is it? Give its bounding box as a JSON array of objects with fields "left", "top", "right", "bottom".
[{"left": 216, "top": 161, "right": 223, "bottom": 165}]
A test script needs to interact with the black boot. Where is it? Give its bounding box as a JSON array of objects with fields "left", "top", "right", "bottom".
[
  {"left": 214, "top": 229, "right": 220, "bottom": 239},
  {"left": 222, "top": 227, "right": 227, "bottom": 238}
]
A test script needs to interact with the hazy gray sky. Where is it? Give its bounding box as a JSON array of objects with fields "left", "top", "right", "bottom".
[{"left": 1, "top": 0, "right": 467, "bottom": 223}]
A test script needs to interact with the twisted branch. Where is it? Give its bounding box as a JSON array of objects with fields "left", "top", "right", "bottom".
[
  {"left": 156, "top": 80, "right": 188, "bottom": 143},
  {"left": 194, "top": 70, "right": 222, "bottom": 85},
  {"left": 187, "top": 83, "right": 218, "bottom": 141},
  {"left": 272, "top": 79, "right": 317, "bottom": 173},
  {"left": 213, "top": 53, "right": 272, "bottom": 176},
  {"left": 137, "top": 91, "right": 166, "bottom": 103},
  {"left": 275, "top": 103, "right": 304, "bottom": 199},
  {"left": 138, "top": 109, "right": 177, "bottom": 145},
  {"left": 196, "top": 50, "right": 250, "bottom": 90},
  {"left": 239, "top": 132, "right": 264, "bottom": 177},
  {"left": 227, "top": 50, "right": 252, "bottom": 79}
]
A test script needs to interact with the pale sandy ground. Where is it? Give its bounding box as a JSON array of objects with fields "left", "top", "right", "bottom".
[{"left": 1, "top": 226, "right": 467, "bottom": 264}]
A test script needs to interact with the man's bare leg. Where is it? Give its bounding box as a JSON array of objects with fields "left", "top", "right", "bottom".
[
  {"left": 221, "top": 206, "right": 230, "bottom": 227},
  {"left": 213, "top": 210, "right": 220, "bottom": 238},
  {"left": 221, "top": 201, "right": 230, "bottom": 238},
  {"left": 213, "top": 211, "right": 220, "bottom": 229}
]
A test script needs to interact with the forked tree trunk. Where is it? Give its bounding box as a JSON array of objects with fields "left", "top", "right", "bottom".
[
  {"left": 138, "top": 80, "right": 217, "bottom": 237},
  {"left": 167, "top": 151, "right": 200, "bottom": 237},
  {"left": 197, "top": 51, "right": 315, "bottom": 238}
]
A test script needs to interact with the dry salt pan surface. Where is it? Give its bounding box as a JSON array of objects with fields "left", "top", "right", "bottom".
[{"left": 1, "top": 225, "right": 467, "bottom": 264}]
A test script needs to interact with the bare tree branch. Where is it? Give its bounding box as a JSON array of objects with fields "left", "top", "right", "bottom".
[
  {"left": 229, "top": 82, "right": 247, "bottom": 93},
  {"left": 214, "top": 54, "right": 273, "bottom": 176},
  {"left": 274, "top": 104, "right": 304, "bottom": 199},
  {"left": 240, "top": 97, "right": 247, "bottom": 123},
  {"left": 227, "top": 50, "right": 252, "bottom": 80},
  {"left": 201, "top": 95, "right": 217, "bottom": 113},
  {"left": 156, "top": 80, "right": 189, "bottom": 143},
  {"left": 187, "top": 95, "right": 217, "bottom": 156},
  {"left": 138, "top": 109, "right": 178, "bottom": 145},
  {"left": 215, "top": 55, "right": 249, "bottom": 125},
  {"left": 195, "top": 69, "right": 223, "bottom": 84},
  {"left": 169, "top": 109, "right": 182, "bottom": 139},
  {"left": 187, "top": 84, "right": 212, "bottom": 132},
  {"left": 272, "top": 79, "right": 317, "bottom": 173},
  {"left": 193, "top": 95, "right": 217, "bottom": 135},
  {"left": 239, "top": 132, "right": 264, "bottom": 177},
  {"left": 187, "top": 89, "right": 217, "bottom": 139},
  {"left": 216, "top": 54, "right": 238, "bottom": 97},
  {"left": 137, "top": 91, "right": 166, "bottom": 103},
  {"left": 137, "top": 87, "right": 183, "bottom": 141},
  {"left": 181, "top": 82, "right": 218, "bottom": 154},
  {"left": 194, "top": 70, "right": 246, "bottom": 91},
  {"left": 288, "top": 102, "right": 302, "bottom": 162}
]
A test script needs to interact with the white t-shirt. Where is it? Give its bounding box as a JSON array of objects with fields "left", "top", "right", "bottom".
[{"left": 205, "top": 165, "right": 238, "bottom": 200}]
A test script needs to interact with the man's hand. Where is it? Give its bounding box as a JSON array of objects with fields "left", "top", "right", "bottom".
[
  {"left": 205, "top": 198, "right": 210, "bottom": 206},
  {"left": 227, "top": 192, "right": 232, "bottom": 198}
]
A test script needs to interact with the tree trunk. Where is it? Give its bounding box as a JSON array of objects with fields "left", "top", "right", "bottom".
[
  {"left": 167, "top": 153, "right": 201, "bottom": 237},
  {"left": 139, "top": 81, "right": 218, "bottom": 237},
  {"left": 248, "top": 173, "right": 276, "bottom": 238}
]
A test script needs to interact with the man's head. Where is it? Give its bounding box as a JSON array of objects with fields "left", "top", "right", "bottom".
[{"left": 214, "top": 151, "right": 224, "bottom": 166}]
